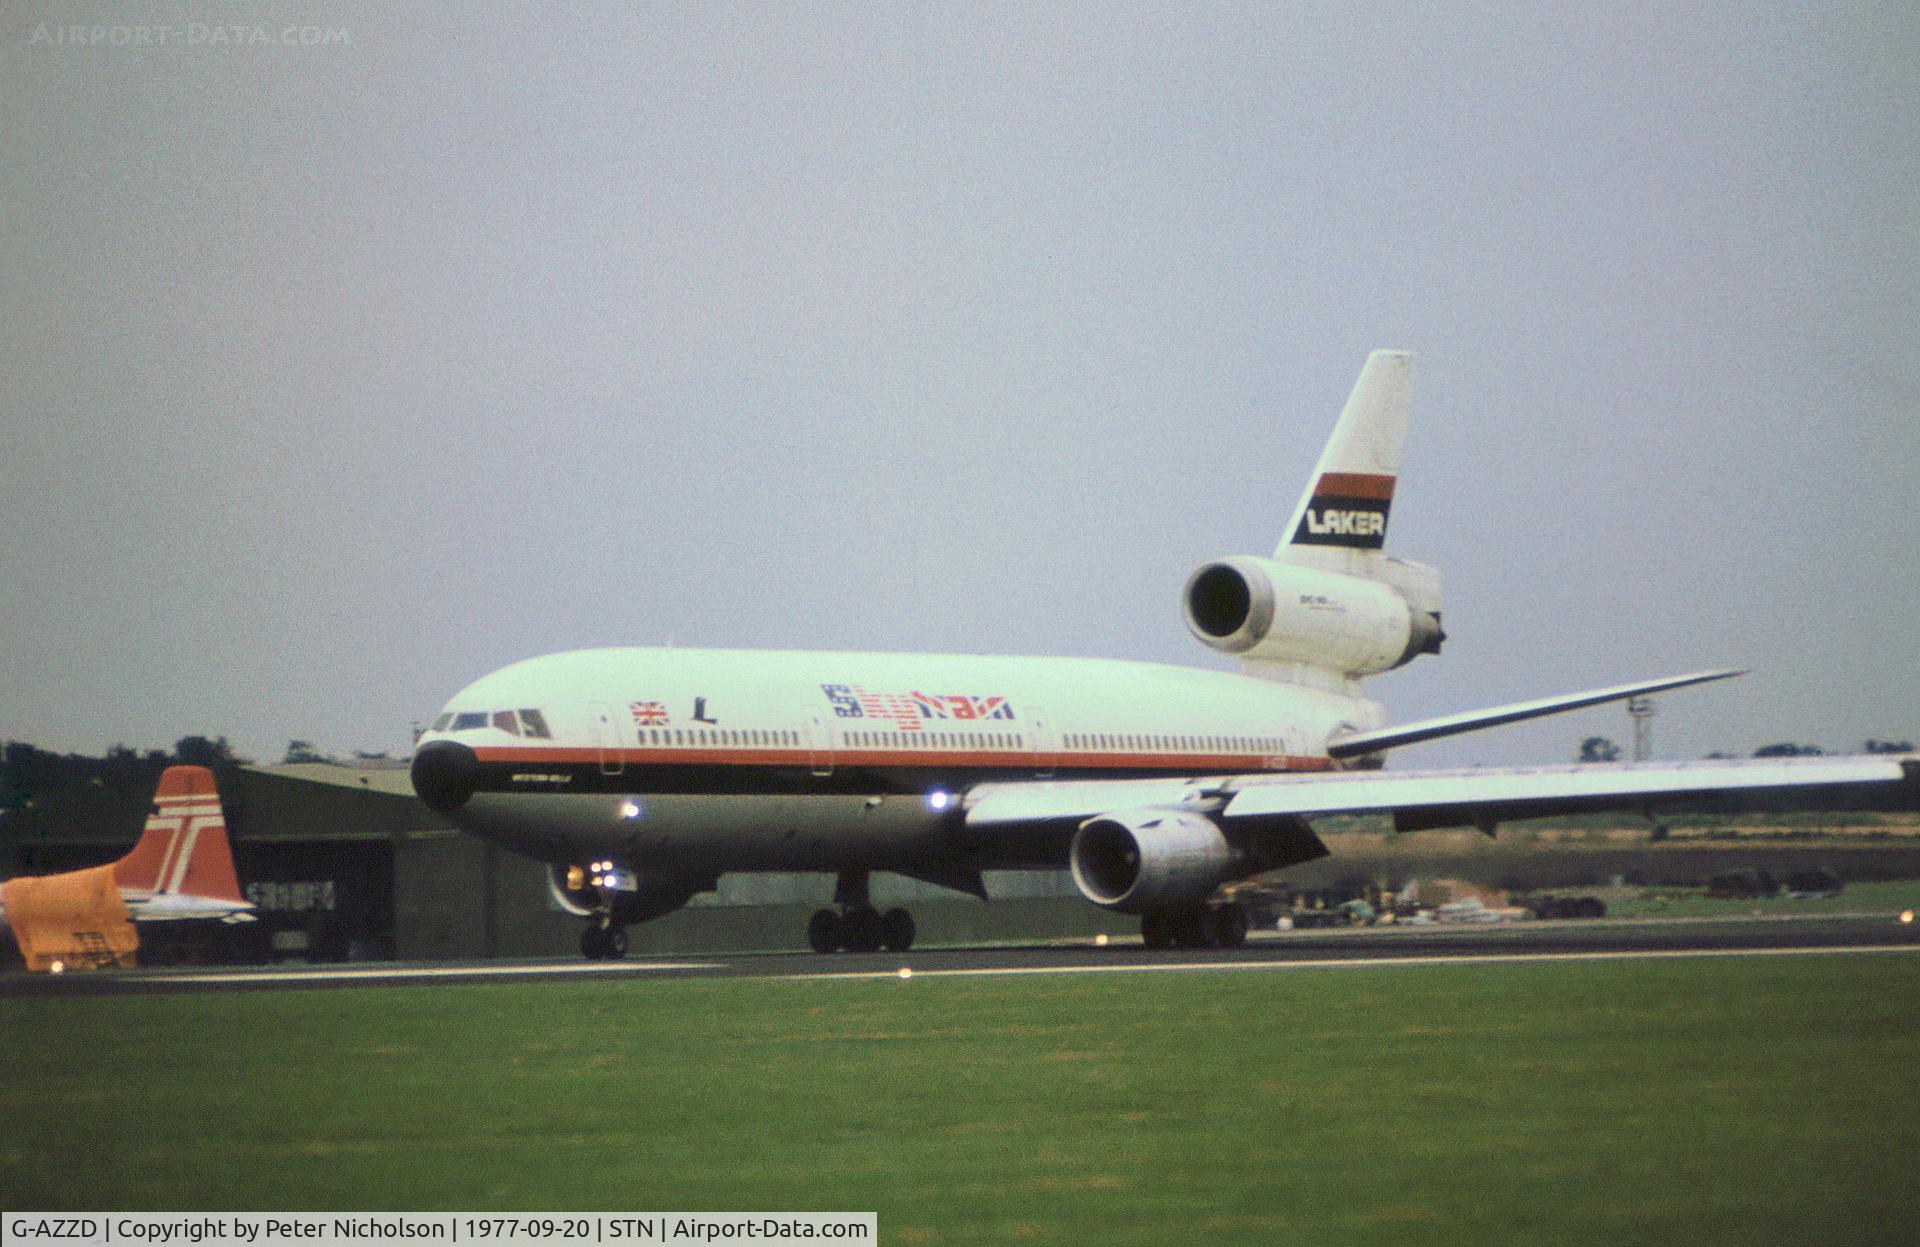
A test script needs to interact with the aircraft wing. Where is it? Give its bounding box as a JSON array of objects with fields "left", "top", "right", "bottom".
[
  {"left": 1221, "top": 754, "right": 1917, "bottom": 832},
  {"left": 965, "top": 754, "right": 1917, "bottom": 835}
]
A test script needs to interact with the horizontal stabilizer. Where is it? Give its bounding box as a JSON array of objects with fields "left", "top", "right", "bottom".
[{"left": 1327, "top": 669, "right": 1745, "bottom": 758}]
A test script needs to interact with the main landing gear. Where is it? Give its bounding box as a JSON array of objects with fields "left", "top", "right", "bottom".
[
  {"left": 1139, "top": 901, "right": 1248, "bottom": 950},
  {"left": 807, "top": 870, "right": 916, "bottom": 953},
  {"left": 581, "top": 920, "right": 628, "bottom": 960}
]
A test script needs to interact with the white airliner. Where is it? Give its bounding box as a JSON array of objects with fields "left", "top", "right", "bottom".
[{"left": 409, "top": 352, "right": 1914, "bottom": 959}]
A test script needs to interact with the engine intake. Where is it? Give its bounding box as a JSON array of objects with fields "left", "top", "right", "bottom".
[
  {"left": 545, "top": 863, "right": 706, "bottom": 924},
  {"left": 1069, "top": 808, "right": 1242, "bottom": 913},
  {"left": 1182, "top": 555, "right": 1442, "bottom": 676},
  {"left": 547, "top": 863, "right": 604, "bottom": 917}
]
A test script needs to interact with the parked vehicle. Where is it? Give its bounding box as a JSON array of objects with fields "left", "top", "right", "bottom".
[{"left": 1526, "top": 894, "right": 1608, "bottom": 920}]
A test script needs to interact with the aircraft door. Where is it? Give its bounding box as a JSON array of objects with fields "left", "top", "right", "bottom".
[
  {"left": 804, "top": 712, "right": 834, "bottom": 778},
  {"left": 1027, "top": 704, "right": 1057, "bottom": 778},
  {"left": 590, "top": 701, "right": 625, "bottom": 776}
]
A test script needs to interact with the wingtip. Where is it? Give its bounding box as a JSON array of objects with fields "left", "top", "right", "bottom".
[{"left": 1674, "top": 668, "right": 1745, "bottom": 686}]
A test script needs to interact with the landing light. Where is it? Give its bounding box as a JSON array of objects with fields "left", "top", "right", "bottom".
[
  {"left": 1902, "top": 909, "right": 1914, "bottom": 926},
  {"left": 925, "top": 788, "right": 954, "bottom": 813},
  {"left": 619, "top": 800, "right": 643, "bottom": 820}
]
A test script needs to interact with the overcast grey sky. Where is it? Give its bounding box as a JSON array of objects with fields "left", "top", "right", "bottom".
[{"left": 2, "top": 1, "right": 1914, "bottom": 767}]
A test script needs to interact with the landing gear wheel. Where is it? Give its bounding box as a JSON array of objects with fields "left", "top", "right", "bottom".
[
  {"left": 807, "top": 908, "right": 843, "bottom": 953},
  {"left": 603, "top": 926, "right": 628, "bottom": 960},
  {"left": 581, "top": 926, "right": 609, "bottom": 960},
  {"left": 842, "top": 907, "right": 884, "bottom": 953},
  {"left": 880, "top": 907, "right": 915, "bottom": 952},
  {"left": 1140, "top": 909, "right": 1173, "bottom": 949},
  {"left": 1170, "top": 904, "right": 1213, "bottom": 948},
  {"left": 1212, "top": 903, "right": 1249, "bottom": 949}
]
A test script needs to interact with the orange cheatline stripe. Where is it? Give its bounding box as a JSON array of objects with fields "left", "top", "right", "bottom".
[
  {"left": 1314, "top": 472, "right": 1395, "bottom": 500},
  {"left": 471, "top": 746, "right": 1340, "bottom": 772}
]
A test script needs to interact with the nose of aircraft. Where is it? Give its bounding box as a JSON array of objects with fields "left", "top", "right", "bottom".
[{"left": 411, "top": 740, "right": 478, "bottom": 812}]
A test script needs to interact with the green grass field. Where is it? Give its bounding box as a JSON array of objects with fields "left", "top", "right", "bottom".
[
  {"left": 5, "top": 952, "right": 1918, "bottom": 1245},
  {"left": 1597, "top": 878, "right": 1920, "bottom": 920}
]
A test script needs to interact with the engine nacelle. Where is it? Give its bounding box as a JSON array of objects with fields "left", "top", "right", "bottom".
[
  {"left": 545, "top": 863, "right": 704, "bottom": 925},
  {"left": 547, "top": 863, "right": 605, "bottom": 917},
  {"left": 1069, "top": 808, "right": 1243, "bottom": 913},
  {"left": 1182, "top": 555, "right": 1443, "bottom": 676}
]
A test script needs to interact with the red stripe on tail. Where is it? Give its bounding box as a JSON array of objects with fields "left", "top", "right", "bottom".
[
  {"left": 111, "top": 766, "right": 245, "bottom": 903},
  {"left": 1313, "top": 472, "right": 1396, "bottom": 500}
]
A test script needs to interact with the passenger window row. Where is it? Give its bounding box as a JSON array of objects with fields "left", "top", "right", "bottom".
[
  {"left": 636, "top": 728, "right": 799, "bottom": 748},
  {"left": 844, "top": 731, "right": 1022, "bottom": 749},
  {"left": 1062, "top": 733, "right": 1280, "bottom": 753}
]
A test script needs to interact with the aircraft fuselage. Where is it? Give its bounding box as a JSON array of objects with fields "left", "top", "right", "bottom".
[{"left": 411, "top": 646, "right": 1379, "bottom": 873}]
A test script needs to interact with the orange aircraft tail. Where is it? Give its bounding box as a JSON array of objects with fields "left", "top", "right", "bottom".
[
  {"left": 111, "top": 765, "right": 245, "bottom": 903},
  {"left": 3, "top": 765, "right": 247, "bottom": 970}
]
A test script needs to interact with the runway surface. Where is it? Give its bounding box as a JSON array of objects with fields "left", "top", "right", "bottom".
[{"left": 6, "top": 911, "right": 1916, "bottom": 996}]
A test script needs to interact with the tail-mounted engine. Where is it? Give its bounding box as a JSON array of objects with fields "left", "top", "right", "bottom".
[{"left": 1182, "top": 555, "right": 1443, "bottom": 677}]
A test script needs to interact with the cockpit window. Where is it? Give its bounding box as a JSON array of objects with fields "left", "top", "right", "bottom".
[{"left": 444, "top": 708, "right": 551, "bottom": 735}]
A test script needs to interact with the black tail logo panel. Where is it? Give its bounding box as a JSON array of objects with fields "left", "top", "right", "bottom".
[{"left": 1292, "top": 472, "right": 1395, "bottom": 550}]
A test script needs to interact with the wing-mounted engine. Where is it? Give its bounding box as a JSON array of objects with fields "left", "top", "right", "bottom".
[
  {"left": 1067, "top": 807, "right": 1334, "bottom": 913},
  {"left": 546, "top": 862, "right": 706, "bottom": 925},
  {"left": 1069, "top": 809, "right": 1240, "bottom": 912},
  {"left": 1182, "top": 555, "right": 1443, "bottom": 678},
  {"left": 548, "top": 863, "right": 604, "bottom": 917}
]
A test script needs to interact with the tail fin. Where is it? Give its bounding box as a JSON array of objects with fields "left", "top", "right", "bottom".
[
  {"left": 1277, "top": 349, "right": 1414, "bottom": 572},
  {"left": 112, "top": 765, "right": 245, "bottom": 904},
  {"left": 1278, "top": 349, "right": 1442, "bottom": 661},
  {"left": 1181, "top": 350, "right": 1442, "bottom": 689}
]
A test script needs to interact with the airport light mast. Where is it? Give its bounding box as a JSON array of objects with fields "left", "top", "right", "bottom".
[{"left": 1628, "top": 695, "right": 1655, "bottom": 761}]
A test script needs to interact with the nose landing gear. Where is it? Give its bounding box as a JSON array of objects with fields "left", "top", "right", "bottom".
[{"left": 581, "top": 921, "right": 628, "bottom": 960}]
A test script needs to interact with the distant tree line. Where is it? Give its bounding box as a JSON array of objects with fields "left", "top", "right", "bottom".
[
  {"left": 1578, "top": 736, "right": 1913, "bottom": 763},
  {"left": 2, "top": 737, "right": 404, "bottom": 824},
  {"left": 1, "top": 737, "right": 247, "bottom": 814}
]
